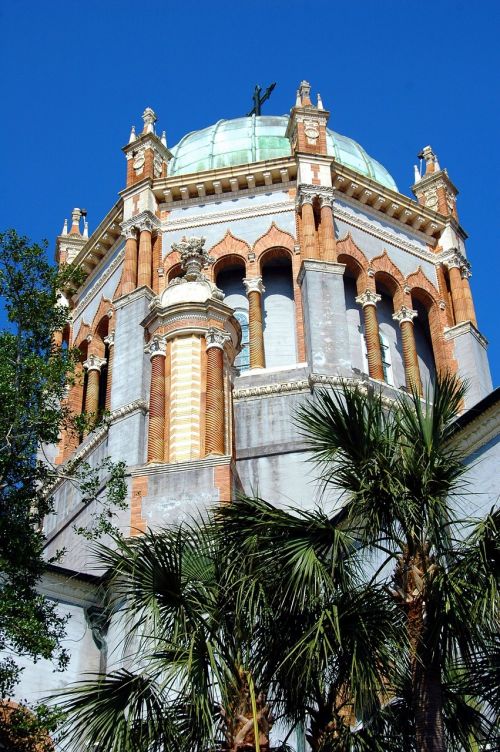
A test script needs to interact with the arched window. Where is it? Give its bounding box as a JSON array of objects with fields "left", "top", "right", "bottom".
[
  {"left": 233, "top": 309, "right": 250, "bottom": 371},
  {"left": 216, "top": 262, "right": 249, "bottom": 372},
  {"left": 261, "top": 254, "right": 297, "bottom": 368}
]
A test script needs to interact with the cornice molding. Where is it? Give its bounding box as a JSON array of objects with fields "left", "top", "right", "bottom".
[
  {"left": 73, "top": 246, "right": 124, "bottom": 321},
  {"left": 451, "top": 402, "right": 500, "bottom": 457},
  {"left": 333, "top": 198, "right": 438, "bottom": 265},
  {"left": 444, "top": 321, "right": 488, "bottom": 348},
  {"left": 161, "top": 197, "right": 295, "bottom": 235}
]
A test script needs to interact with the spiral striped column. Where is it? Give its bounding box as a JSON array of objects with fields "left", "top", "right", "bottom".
[
  {"left": 205, "top": 329, "right": 229, "bottom": 456},
  {"left": 355, "top": 290, "right": 384, "bottom": 381},
  {"left": 146, "top": 337, "right": 167, "bottom": 463},
  {"left": 320, "top": 196, "right": 337, "bottom": 261},
  {"left": 243, "top": 277, "right": 266, "bottom": 369},
  {"left": 301, "top": 198, "right": 318, "bottom": 259},
  {"left": 121, "top": 229, "right": 138, "bottom": 294},
  {"left": 104, "top": 332, "right": 115, "bottom": 412},
  {"left": 393, "top": 307, "right": 422, "bottom": 394},
  {"left": 83, "top": 355, "right": 106, "bottom": 421},
  {"left": 138, "top": 228, "right": 153, "bottom": 288}
]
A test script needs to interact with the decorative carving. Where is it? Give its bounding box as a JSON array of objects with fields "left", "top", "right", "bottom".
[
  {"left": 103, "top": 332, "right": 115, "bottom": 348},
  {"left": 145, "top": 335, "right": 167, "bottom": 358},
  {"left": 83, "top": 355, "right": 106, "bottom": 372},
  {"left": 172, "top": 236, "right": 213, "bottom": 280},
  {"left": 84, "top": 606, "right": 109, "bottom": 652},
  {"left": 392, "top": 306, "right": 418, "bottom": 325},
  {"left": 243, "top": 277, "right": 265, "bottom": 295},
  {"left": 355, "top": 289, "right": 382, "bottom": 308},
  {"left": 121, "top": 211, "right": 160, "bottom": 239},
  {"left": 205, "top": 328, "right": 231, "bottom": 351}
]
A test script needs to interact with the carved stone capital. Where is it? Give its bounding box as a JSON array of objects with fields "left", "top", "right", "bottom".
[
  {"left": 443, "top": 249, "right": 470, "bottom": 276},
  {"left": 83, "top": 355, "right": 107, "bottom": 372},
  {"left": 205, "top": 327, "right": 231, "bottom": 351},
  {"left": 121, "top": 211, "right": 160, "bottom": 239},
  {"left": 355, "top": 289, "right": 382, "bottom": 308},
  {"left": 123, "top": 226, "right": 138, "bottom": 241},
  {"left": 144, "top": 335, "right": 167, "bottom": 359},
  {"left": 243, "top": 277, "right": 265, "bottom": 295},
  {"left": 392, "top": 306, "right": 418, "bottom": 325},
  {"left": 103, "top": 331, "right": 115, "bottom": 348}
]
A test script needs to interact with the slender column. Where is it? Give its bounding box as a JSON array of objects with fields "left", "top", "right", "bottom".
[
  {"left": 319, "top": 195, "right": 337, "bottom": 261},
  {"left": 301, "top": 198, "right": 318, "bottom": 259},
  {"left": 83, "top": 355, "right": 106, "bottom": 417},
  {"left": 355, "top": 290, "right": 384, "bottom": 381},
  {"left": 445, "top": 256, "right": 469, "bottom": 324},
  {"left": 121, "top": 228, "right": 138, "bottom": 294},
  {"left": 145, "top": 336, "right": 167, "bottom": 463},
  {"left": 103, "top": 332, "right": 115, "bottom": 411},
  {"left": 205, "top": 329, "right": 229, "bottom": 456},
  {"left": 393, "top": 307, "right": 422, "bottom": 394},
  {"left": 137, "top": 227, "right": 153, "bottom": 288},
  {"left": 243, "top": 277, "right": 266, "bottom": 369},
  {"left": 460, "top": 269, "right": 477, "bottom": 327}
]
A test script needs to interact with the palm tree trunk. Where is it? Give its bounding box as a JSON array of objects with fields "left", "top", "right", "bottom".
[
  {"left": 405, "top": 550, "right": 445, "bottom": 752},
  {"left": 223, "top": 669, "right": 272, "bottom": 752}
]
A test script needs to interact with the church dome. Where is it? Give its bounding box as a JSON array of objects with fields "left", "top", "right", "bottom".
[{"left": 169, "top": 115, "right": 397, "bottom": 191}]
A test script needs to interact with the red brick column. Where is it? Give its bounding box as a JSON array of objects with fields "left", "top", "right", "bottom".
[
  {"left": 138, "top": 228, "right": 153, "bottom": 288},
  {"left": 301, "top": 198, "right": 318, "bottom": 259},
  {"left": 205, "top": 329, "right": 229, "bottom": 456},
  {"left": 445, "top": 256, "right": 469, "bottom": 324},
  {"left": 122, "top": 228, "right": 138, "bottom": 295},
  {"left": 319, "top": 196, "right": 336, "bottom": 261},
  {"left": 243, "top": 277, "right": 266, "bottom": 369},
  {"left": 146, "top": 337, "right": 167, "bottom": 463},
  {"left": 393, "top": 307, "right": 422, "bottom": 394},
  {"left": 356, "top": 290, "right": 384, "bottom": 381},
  {"left": 461, "top": 269, "right": 477, "bottom": 327}
]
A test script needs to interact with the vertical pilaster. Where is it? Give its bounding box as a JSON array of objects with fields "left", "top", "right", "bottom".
[
  {"left": 243, "top": 277, "right": 266, "bottom": 369},
  {"left": 122, "top": 228, "right": 138, "bottom": 295},
  {"left": 300, "top": 198, "right": 318, "bottom": 260},
  {"left": 355, "top": 290, "right": 384, "bottom": 381},
  {"left": 393, "top": 307, "right": 422, "bottom": 394},
  {"left": 146, "top": 337, "right": 167, "bottom": 463},
  {"left": 205, "top": 329, "right": 229, "bottom": 456}
]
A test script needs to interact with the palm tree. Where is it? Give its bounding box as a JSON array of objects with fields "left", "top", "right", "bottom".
[
  {"left": 218, "top": 375, "right": 499, "bottom": 751},
  {"left": 56, "top": 521, "right": 279, "bottom": 752}
]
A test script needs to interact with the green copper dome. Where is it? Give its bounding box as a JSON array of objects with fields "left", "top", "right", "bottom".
[{"left": 169, "top": 115, "right": 397, "bottom": 191}]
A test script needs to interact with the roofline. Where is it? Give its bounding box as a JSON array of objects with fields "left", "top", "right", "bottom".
[{"left": 451, "top": 387, "right": 500, "bottom": 434}]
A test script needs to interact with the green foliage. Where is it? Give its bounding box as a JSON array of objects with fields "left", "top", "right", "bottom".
[{"left": 0, "top": 230, "right": 126, "bottom": 707}]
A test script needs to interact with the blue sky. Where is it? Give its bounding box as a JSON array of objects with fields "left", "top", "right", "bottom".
[{"left": 1, "top": 0, "right": 499, "bottom": 385}]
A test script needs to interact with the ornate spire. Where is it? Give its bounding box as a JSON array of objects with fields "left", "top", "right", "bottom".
[
  {"left": 128, "top": 125, "right": 137, "bottom": 143},
  {"left": 70, "top": 208, "right": 81, "bottom": 235},
  {"left": 160, "top": 130, "right": 167, "bottom": 147},
  {"left": 61, "top": 219, "right": 68, "bottom": 236},
  {"left": 298, "top": 80, "right": 312, "bottom": 106},
  {"left": 142, "top": 107, "right": 157, "bottom": 135}
]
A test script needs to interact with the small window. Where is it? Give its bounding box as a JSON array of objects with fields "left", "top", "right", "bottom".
[
  {"left": 234, "top": 309, "right": 250, "bottom": 372},
  {"left": 360, "top": 326, "right": 394, "bottom": 385}
]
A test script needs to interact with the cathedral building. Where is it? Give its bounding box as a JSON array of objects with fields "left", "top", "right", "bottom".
[{"left": 13, "top": 82, "right": 499, "bottom": 710}]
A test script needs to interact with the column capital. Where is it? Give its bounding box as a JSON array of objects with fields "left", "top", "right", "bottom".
[
  {"left": 296, "top": 184, "right": 334, "bottom": 209},
  {"left": 355, "top": 289, "right": 382, "bottom": 308},
  {"left": 205, "top": 328, "right": 231, "bottom": 351},
  {"left": 103, "top": 331, "right": 115, "bottom": 348},
  {"left": 144, "top": 335, "right": 167, "bottom": 358},
  {"left": 243, "top": 276, "right": 265, "bottom": 295},
  {"left": 121, "top": 211, "right": 161, "bottom": 238},
  {"left": 392, "top": 306, "right": 418, "bottom": 325},
  {"left": 443, "top": 249, "right": 470, "bottom": 274},
  {"left": 83, "top": 355, "right": 106, "bottom": 372}
]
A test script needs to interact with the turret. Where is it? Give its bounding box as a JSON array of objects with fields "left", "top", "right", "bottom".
[
  {"left": 412, "top": 145, "right": 459, "bottom": 221},
  {"left": 122, "top": 107, "right": 172, "bottom": 188}
]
